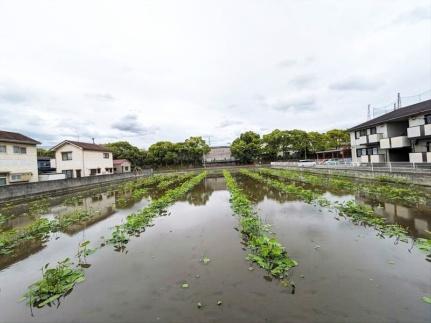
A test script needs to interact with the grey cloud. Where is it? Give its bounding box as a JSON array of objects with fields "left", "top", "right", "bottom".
[
  {"left": 277, "top": 59, "right": 298, "bottom": 68},
  {"left": 0, "top": 83, "right": 32, "bottom": 104},
  {"left": 273, "top": 97, "right": 316, "bottom": 112},
  {"left": 393, "top": 6, "right": 431, "bottom": 24},
  {"left": 289, "top": 74, "right": 315, "bottom": 88},
  {"left": 217, "top": 120, "right": 243, "bottom": 128},
  {"left": 329, "top": 77, "right": 383, "bottom": 91},
  {"left": 111, "top": 114, "right": 158, "bottom": 135}
]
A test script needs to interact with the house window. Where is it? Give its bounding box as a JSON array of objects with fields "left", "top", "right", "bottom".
[
  {"left": 124, "top": 166, "right": 129, "bottom": 171},
  {"left": 359, "top": 129, "right": 367, "bottom": 137},
  {"left": 0, "top": 177, "right": 6, "bottom": 186},
  {"left": 425, "top": 115, "right": 431, "bottom": 125},
  {"left": 11, "top": 174, "right": 22, "bottom": 181},
  {"left": 13, "top": 146, "right": 26, "bottom": 154},
  {"left": 97, "top": 168, "right": 101, "bottom": 174},
  {"left": 90, "top": 169, "right": 97, "bottom": 176},
  {"left": 0, "top": 145, "right": 6, "bottom": 153},
  {"left": 369, "top": 127, "right": 377, "bottom": 135},
  {"left": 62, "top": 170, "right": 73, "bottom": 179},
  {"left": 61, "top": 152, "right": 72, "bottom": 161},
  {"left": 105, "top": 168, "right": 113, "bottom": 173},
  {"left": 367, "top": 147, "right": 378, "bottom": 155},
  {"left": 427, "top": 142, "right": 431, "bottom": 152},
  {"left": 103, "top": 153, "right": 110, "bottom": 159},
  {"left": 356, "top": 149, "right": 362, "bottom": 157},
  {"left": 355, "top": 131, "right": 361, "bottom": 139}
]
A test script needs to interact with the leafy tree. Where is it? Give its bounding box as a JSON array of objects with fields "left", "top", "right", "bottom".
[
  {"left": 325, "top": 129, "right": 350, "bottom": 149},
  {"left": 37, "top": 148, "right": 55, "bottom": 158},
  {"left": 231, "top": 131, "right": 261, "bottom": 164},
  {"left": 104, "top": 141, "right": 146, "bottom": 168},
  {"left": 184, "top": 136, "right": 210, "bottom": 165}
]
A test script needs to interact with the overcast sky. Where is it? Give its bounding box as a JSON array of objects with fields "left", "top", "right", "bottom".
[{"left": 0, "top": 0, "right": 430, "bottom": 148}]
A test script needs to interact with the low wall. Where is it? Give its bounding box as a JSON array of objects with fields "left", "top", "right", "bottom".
[
  {"left": 0, "top": 170, "right": 153, "bottom": 203},
  {"left": 271, "top": 165, "right": 431, "bottom": 187}
]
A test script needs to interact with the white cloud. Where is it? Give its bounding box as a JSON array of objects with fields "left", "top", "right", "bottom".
[{"left": 0, "top": 0, "right": 429, "bottom": 148}]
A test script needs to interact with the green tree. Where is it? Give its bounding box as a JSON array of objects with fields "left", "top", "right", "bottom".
[
  {"left": 231, "top": 131, "right": 261, "bottom": 164},
  {"left": 104, "top": 141, "right": 146, "bottom": 168},
  {"left": 184, "top": 136, "right": 210, "bottom": 165},
  {"left": 37, "top": 148, "right": 55, "bottom": 158},
  {"left": 325, "top": 129, "right": 350, "bottom": 149}
]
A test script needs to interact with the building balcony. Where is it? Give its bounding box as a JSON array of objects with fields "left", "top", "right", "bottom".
[
  {"left": 409, "top": 152, "right": 431, "bottom": 163},
  {"left": 370, "top": 154, "right": 385, "bottom": 163},
  {"left": 425, "top": 124, "right": 431, "bottom": 136},
  {"left": 360, "top": 155, "right": 369, "bottom": 163},
  {"left": 380, "top": 136, "right": 410, "bottom": 149},
  {"left": 368, "top": 133, "right": 383, "bottom": 143},
  {"left": 357, "top": 136, "right": 368, "bottom": 145},
  {"left": 407, "top": 126, "right": 421, "bottom": 138}
]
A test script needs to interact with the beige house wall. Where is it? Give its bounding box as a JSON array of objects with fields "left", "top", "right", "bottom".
[
  {"left": 0, "top": 141, "right": 38, "bottom": 184},
  {"left": 55, "top": 143, "right": 113, "bottom": 177},
  {"left": 114, "top": 160, "right": 131, "bottom": 174}
]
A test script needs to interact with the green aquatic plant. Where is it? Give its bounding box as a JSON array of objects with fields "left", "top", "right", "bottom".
[
  {"left": 76, "top": 240, "right": 96, "bottom": 267},
  {"left": 415, "top": 238, "right": 431, "bottom": 253},
  {"left": 107, "top": 225, "right": 130, "bottom": 251},
  {"left": 28, "top": 198, "right": 50, "bottom": 216},
  {"left": 0, "top": 213, "right": 6, "bottom": 226},
  {"left": 223, "top": 170, "right": 297, "bottom": 280},
  {"left": 63, "top": 195, "right": 83, "bottom": 207},
  {"left": 56, "top": 209, "right": 93, "bottom": 229},
  {"left": 20, "top": 258, "right": 85, "bottom": 308}
]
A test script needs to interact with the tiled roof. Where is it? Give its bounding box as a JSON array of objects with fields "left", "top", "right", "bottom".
[
  {"left": 348, "top": 99, "right": 431, "bottom": 131},
  {"left": 113, "top": 159, "right": 130, "bottom": 165},
  {"left": 51, "top": 140, "right": 111, "bottom": 152},
  {"left": 0, "top": 130, "right": 41, "bottom": 145}
]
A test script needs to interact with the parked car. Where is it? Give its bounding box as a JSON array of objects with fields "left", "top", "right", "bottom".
[
  {"left": 298, "top": 159, "right": 316, "bottom": 167},
  {"left": 323, "top": 159, "right": 338, "bottom": 165}
]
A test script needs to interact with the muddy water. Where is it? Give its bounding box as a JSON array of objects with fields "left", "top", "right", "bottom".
[{"left": 0, "top": 176, "right": 430, "bottom": 322}]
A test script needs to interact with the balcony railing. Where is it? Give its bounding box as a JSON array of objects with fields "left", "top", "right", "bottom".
[
  {"left": 357, "top": 136, "right": 368, "bottom": 145},
  {"left": 409, "top": 152, "right": 431, "bottom": 163},
  {"left": 380, "top": 136, "right": 410, "bottom": 149},
  {"left": 368, "top": 133, "right": 383, "bottom": 143},
  {"left": 407, "top": 124, "right": 431, "bottom": 138}
]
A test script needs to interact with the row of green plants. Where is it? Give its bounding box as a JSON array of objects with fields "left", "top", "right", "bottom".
[
  {"left": 0, "top": 209, "right": 94, "bottom": 256},
  {"left": 260, "top": 167, "right": 427, "bottom": 206},
  {"left": 223, "top": 170, "right": 297, "bottom": 281},
  {"left": 107, "top": 172, "right": 207, "bottom": 250},
  {"left": 21, "top": 172, "right": 207, "bottom": 308},
  {"left": 240, "top": 169, "right": 431, "bottom": 255}
]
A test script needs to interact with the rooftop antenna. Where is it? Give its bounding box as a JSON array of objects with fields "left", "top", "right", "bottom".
[
  {"left": 397, "top": 92, "right": 401, "bottom": 109},
  {"left": 393, "top": 103, "right": 396, "bottom": 111},
  {"left": 92, "top": 137, "right": 95, "bottom": 144},
  {"left": 367, "top": 104, "right": 371, "bottom": 120}
]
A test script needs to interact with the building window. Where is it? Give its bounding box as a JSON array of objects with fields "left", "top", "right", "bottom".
[
  {"left": 13, "top": 146, "right": 26, "bottom": 154},
  {"left": 355, "top": 131, "right": 361, "bottom": 139},
  {"left": 0, "top": 145, "right": 6, "bottom": 153},
  {"left": 61, "top": 152, "right": 72, "bottom": 160},
  {"left": 103, "top": 153, "right": 110, "bottom": 159},
  {"left": 356, "top": 149, "right": 362, "bottom": 157},
  {"left": 90, "top": 169, "right": 97, "bottom": 176},
  {"left": 427, "top": 142, "right": 431, "bottom": 152},
  {"left": 105, "top": 168, "right": 113, "bottom": 173},
  {"left": 359, "top": 129, "right": 367, "bottom": 136},
  {"left": 369, "top": 127, "right": 377, "bottom": 135},
  {"left": 0, "top": 177, "right": 6, "bottom": 186},
  {"left": 367, "top": 147, "right": 378, "bottom": 155},
  {"left": 11, "top": 174, "right": 22, "bottom": 181},
  {"left": 425, "top": 115, "right": 431, "bottom": 125},
  {"left": 124, "top": 166, "right": 129, "bottom": 171},
  {"left": 97, "top": 168, "right": 101, "bottom": 174},
  {"left": 62, "top": 170, "right": 73, "bottom": 179}
]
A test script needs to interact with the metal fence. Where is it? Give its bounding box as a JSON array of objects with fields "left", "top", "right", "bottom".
[{"left": 270, "top": 161, "right": 431, "bottom": 174}]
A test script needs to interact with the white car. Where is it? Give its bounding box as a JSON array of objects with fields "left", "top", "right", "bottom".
[{"left": 298, "top": 159, "right": 316, "bottom": 167}]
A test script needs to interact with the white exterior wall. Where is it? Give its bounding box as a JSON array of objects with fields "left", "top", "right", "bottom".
[
  {"left": 114, "top": 161, "right": 131, "bottom": 173},
  {"left": 55, "top": 143, "right": 113, "bottom": 177},
  {"left": 82, "top": 150, "right": 113, "bottom": 176},
  {"left": 55, "top": 144, "right": 84, "bottom": 177},
  {"left": 409, "top": 114, "right": 425, "bottom": 127},
  {"left": 0, "top": 141, "right": 38, "bottom": 184}
]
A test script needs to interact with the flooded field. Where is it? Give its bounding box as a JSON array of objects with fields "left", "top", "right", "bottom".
[{"left": 0, "top": 169, "right": 430, "bottom": 322}]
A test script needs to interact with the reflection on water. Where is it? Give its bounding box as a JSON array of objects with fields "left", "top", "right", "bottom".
[{"left": 236, "top": 174, "right": 431, "bottom": 239}]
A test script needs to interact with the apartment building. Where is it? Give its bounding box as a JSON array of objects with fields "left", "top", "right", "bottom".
[
  {"left": 0, "top": 130, "right": 40, "bottom": 185},
  {"left": 51, "top": 140, "right": 113, "bottom": 178},
  {"left": 349, "top": 99, "right": 431, "bottom": 163}
]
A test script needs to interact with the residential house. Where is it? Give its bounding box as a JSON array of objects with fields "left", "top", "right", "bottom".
[
  {"left": 203, "top": 146, "right": 237, "bottom": 165},
  {"left": 0, "top": 130, "right": 40, "bottom": 185},
  {"left": 349, "top": 99, "right": 431, "bottom": 163},
  {"left": 113, "top": 159, "right": 132, "bottom": 173},
  {"left": 51, "top": 140, "right": 113, "bottom": 178}
]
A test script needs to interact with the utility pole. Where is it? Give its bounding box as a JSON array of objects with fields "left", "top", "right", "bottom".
[
  {"left": 397, "top": 92, "right": 401, "bottom": 109},
  {"left": 367, "top": 104, "right": 371, "bottom": 120}
]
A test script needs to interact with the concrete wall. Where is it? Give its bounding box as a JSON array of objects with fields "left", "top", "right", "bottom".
[
  {"left": 0, "top": 171, "right": 152, "bottom": 202},
  {"left": 0, "top": 141, "right": 39, "bottom": 184}
]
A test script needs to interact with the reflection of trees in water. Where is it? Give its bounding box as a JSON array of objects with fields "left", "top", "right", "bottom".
[
  {"left": 179, "top": 179, "right": 214, "bottom": 206},
  {"left": 235, "top": 175, "right": 294, "bottom": 204}
]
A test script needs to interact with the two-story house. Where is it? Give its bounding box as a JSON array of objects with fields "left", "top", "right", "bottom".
[
  {"left": 349, "top": 99, "right": 431, "bottom": 164},
  {"left": 0, "top": 130, "right": 40, "bottom": 185},
  {"left": 50, "top": 140, "right": 114, "bottom": 178}
]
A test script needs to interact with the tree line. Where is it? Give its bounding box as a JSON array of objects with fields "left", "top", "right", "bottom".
[{"left": 37, "top": 129, "right": 349, "bottom": 169}]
